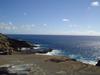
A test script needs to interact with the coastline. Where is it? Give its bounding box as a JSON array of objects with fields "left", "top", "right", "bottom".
[
  {"left": 35, "top": 49, "right": 97, "bottom": 65},
  {"left": 7, "top": 34, "right": 100, "bottom": 65},
  {"left": 1, "top": 33, "right": 100, "bottom": 74},
  {"left": 0, "top": 33, "right": 99, "bottom": 65}
]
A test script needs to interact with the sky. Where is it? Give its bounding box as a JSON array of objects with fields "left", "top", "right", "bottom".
[{"left": 0, "top": 0, "right": 100, "bottom": 35}]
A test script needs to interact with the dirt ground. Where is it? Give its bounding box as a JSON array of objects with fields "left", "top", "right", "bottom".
[{"left": 0, "top": 54, "right": 100, "bottom": 75}]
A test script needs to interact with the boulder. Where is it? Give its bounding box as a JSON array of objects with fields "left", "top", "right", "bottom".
[
  {"left": 96, "top": 60, "right": 100, "bottom": 66},
  {"left": 0, "top": 67, "right": 9, "bottom": 75},
  {"left": 0, "top": 64, "right": 33, "bottom": 75}
]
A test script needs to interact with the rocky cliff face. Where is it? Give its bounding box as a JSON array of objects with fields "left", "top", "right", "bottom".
[
  {"left": 0, "top": 33, "right": 34, "bottom": 55},
  {"left": 0, "top": 33, "right": 12, "bottom": 54},
  {"left": 0, "top": 33, "right": 53, "bottom": 55}
]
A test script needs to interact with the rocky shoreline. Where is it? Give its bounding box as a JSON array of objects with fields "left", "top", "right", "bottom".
[
  {"left": 0, "top": 33, "right": 53, "bottom": 55},
  {"left": 1, "top": 33, "right": 100, "bottom": 75}
]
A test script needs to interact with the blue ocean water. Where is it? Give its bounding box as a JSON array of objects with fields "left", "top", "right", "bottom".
[{"left": 7, "top": 35, "right": 100, "bottom": 65}]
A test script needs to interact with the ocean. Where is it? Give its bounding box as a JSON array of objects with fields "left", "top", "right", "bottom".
[{"left": 7, "top": 35, "right": 100, "bottom": 65}]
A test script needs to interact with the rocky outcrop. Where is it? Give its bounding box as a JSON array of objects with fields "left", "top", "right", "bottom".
[
  {"left": 45, "top": 57, "right": 76, "bottom": 63},
  {"left": 0, "top": 33, "right": 34, "bottom": 55},
  {"left": 0, "top": 33, "right": 13, "bottom": 55},
  {"left": 0, "top": 64, "right": 44, "bottom": 75},
  {"left": 0, "top": 33, "right": 53, "bottom": 55},
  {"left": 96, "top": 60, "right": 100, "bottom": 66},
  {"left": 8, "top": 38, "right": 35, "bottom": 50}
]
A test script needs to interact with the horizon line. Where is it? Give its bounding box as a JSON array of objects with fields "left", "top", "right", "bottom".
[{"left": 4, "top": 33, "right": 100, "bottom": 37}]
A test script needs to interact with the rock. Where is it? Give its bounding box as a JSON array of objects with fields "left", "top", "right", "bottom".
[
  {"left": 0, "top": 33, "right": 53, "bottom": 55},
  {"left": 0, "top": 33, "right": 13, "bottom": 55},
  {"left": 45, "top": 57, "right": 76, "bottom": 63},
  {"left": 56, "top": 71, "right": 66, "bottom": 74},
  {"left": 0, "top": 33, "right": 35, "bottom": 55},
  {"left": 20, "top": 47, "right": 53, "bottom": 54},
  {"left": 0, "top": 67, "right": 9, "bottom": 75},
  {"left": 0, "top": 64, "right": 46, "bottom": 75},
  {"left": 0, "top": 64, "right": 33, "bottom": 75},
  {"left": 35, "top": 48, "right": 53, "bottom": 53},
  {"left": 8, "top": 39, "right": 34, "bottom": 50},
  {"left": 96, "top": 60, "right": 100, "bottom": 66}
]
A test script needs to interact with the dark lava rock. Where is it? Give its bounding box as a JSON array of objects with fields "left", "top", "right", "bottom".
[
  {"left": 0, "top": 33, "right": 53, "bottom": 55},
  {"left": 0, "top": 67, "right": 9, "bottom": 75},
  {"left": 0, "top": 33, "right": 13, "bottom": 55},
  {"left": 96, "top": 60, "right": 100, "bottom": 66},
  {"left": 0, "top": 33, "right": 35, "bottom": 54},
  {"left": 8, "top": 38, "right": 34, "bottom": 49},
  {"left": 45, "top": 57, "right": 76, "bottom": 63}
]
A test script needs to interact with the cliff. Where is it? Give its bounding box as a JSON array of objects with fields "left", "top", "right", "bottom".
[{"left": 0, "top": 33, "right": 34, "bottom": 54}]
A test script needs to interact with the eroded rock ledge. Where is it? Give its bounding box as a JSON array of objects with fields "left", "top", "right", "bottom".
[{"left": 0, "top": 33, "right": 52, "bottom": 55}]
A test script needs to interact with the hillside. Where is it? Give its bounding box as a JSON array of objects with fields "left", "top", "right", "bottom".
[
  {"left": 0, "top": 33, "right": 34, "bottom": 55},
  {"left": 0, "top": 33, "right": 12, "bottom": 54}
]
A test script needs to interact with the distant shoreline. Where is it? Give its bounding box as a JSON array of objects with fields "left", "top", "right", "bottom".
[{"left": 6, "top": 34, "right": 100, "bottom": 37}]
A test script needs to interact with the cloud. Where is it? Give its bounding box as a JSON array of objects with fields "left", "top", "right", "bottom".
[
  {"left": 31, "top": 24, "right": 35, "bottom": 27},
  {"left": 86, "top": 30, "right": 99, "bottom": 35},
  {"left": 0, "top": 22, "right": 17, "bottom": 30},
  {"left": 62, "top": 18, "right": 70, "bottom": 22},
  {"left": 1, "top": 22, "right": 100, "bottom": 35},
  {"left": 8, "top": 21, "right": 13, "bottom": 25},
  {"left": 0, "top": 22, "right": 49, "bottom": 34},
  {"left": 66, "top": 30, "right": 100, "bottom": 36},
  {"left": 43, "top": 24, "right": 47, "bottom": 26},
  {"left": 21, "top": 24, "right": 36, "bottom": 28},
  {"left": 91, "top": 1, "right": 100, "bottom": 7}
]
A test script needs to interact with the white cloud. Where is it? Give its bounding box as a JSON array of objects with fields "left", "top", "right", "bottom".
[
  {"left": 1, "top": 22, "right": 100, "bottom": 35},
  {"left": 0, "top": 22, "right": 17, "bottom": 30},
  {"left": 9, "top": 22, "right": 13, "bottom": 25},
  {"left": 87, "top": 30, "right": 99, "bottom": 35},
  {"left": 91, "top": 1, "right": 100, "bottom": 7},
  {"left": 62, "top": 18, "right": 70, "bottom": 22},
  {"left": 11, "top": 26, "right": 17, "bottom": 30},
  {"left": 43, "top": 24, "right": 47, "bottom": 26},
  {"left": 20, "top": 24, "right": 36, "bottom": 30},
  {"left": 31, "top": 24, "right": 35, "bottom": 27},
  {"left": 66, "top": 30, "right": 100, "bottom": 36}
]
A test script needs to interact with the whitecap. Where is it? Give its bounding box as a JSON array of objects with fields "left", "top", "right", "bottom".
[
  {"left": 36, "top": 49, "right": 63, "bottom": 56},
  {"left": 44, "top": 49, "right": 62, "bottom": 56},
  {"left": 78, "top": 59, "right": 97, "bottom": 65},
  {"left": 68, "top": 54, "right": 97, "bottom": 65}
]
